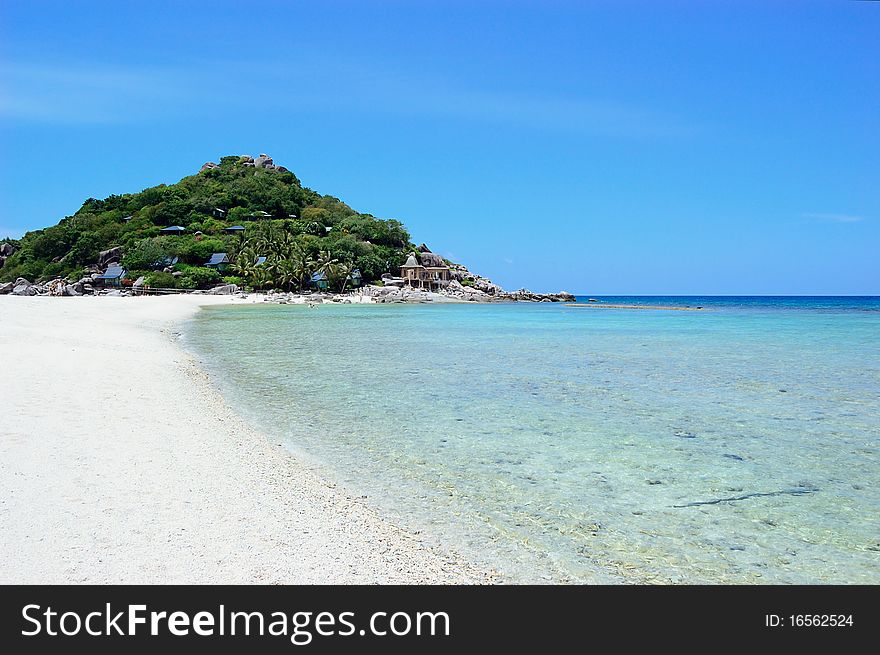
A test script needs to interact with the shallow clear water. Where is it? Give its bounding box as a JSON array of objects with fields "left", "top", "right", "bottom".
[{"left": 185, "top": 297, "right": 880, "bottom": 583}]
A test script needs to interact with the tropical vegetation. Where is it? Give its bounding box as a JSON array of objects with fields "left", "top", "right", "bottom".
[{"left": 0, "top": 155, "right": 416, "bottom": 290}]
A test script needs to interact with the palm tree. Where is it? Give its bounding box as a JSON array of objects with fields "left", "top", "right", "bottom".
[
  {"left": 328, "top": 259, "right": 355, "bottom": 293},
  {"left": 311, "top": 249, "right": 338, "bottom": 291}
]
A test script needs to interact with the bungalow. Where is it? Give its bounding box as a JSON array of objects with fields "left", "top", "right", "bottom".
[
  {"left": 157, "top": 255, "right": 179, "bottom": 269},
  {"left": 247, "top": 210, "right": 272, "bottom": 220},
  {"left": 96, "top": 265, "right": 126, "bottom": 287},
  {"left": 206, "top": 253, "right": 230, "bottom": 272},
  {"left": 310, "top": 271, "right": 329, "bottom": 290},
  {"left": 212, "top": 207, "right": 227, "bottom": 218},
  {"left": 224, "top": 225, "right": 246, "bottom": 234},
  {"left": 160, "top": 226, "right": 186, "bottom": 235},
  {"left": 400, "top": 253, "right": 450, "bottom": 290},
  {"left": 121, "top": 215, "right": 132, "bottom": 223},
  {"left": 309, "top": 268, "right": 361, "bottom": 290}
]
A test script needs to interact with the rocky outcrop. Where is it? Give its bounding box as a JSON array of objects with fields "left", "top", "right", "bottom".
[
  {"left": 504, "top": 288, "right": 575, "bottom": 302},
  {"left": 200, "top": 162, "right": 219, "bottom": 172},
  {"left": 0, "top": 241, "right": 15, "bottom": 269},
  {"left": 208, "top": 284, "right": 239, "bottom": 295},
  {"left": 97, "top": 247, "right": 123, "bottom": 268},
  {"left": 420, "top": 252, "right": 446, "bottom": 267},
  {"left": 12, "top": 277, "right": 38, "bottom": 296},
  {"left": 0, "top": 281, "right": 14, "bottom": 294},
  {"left": 254, "top": 154, "right": 275, "bottom": 169}
]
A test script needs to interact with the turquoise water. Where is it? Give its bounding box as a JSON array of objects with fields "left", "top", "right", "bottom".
[{"left": 185, "top": 297, "right": 880, "bottom": 583}]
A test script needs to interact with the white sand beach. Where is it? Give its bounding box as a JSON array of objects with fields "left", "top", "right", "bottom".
[{"left": 0, "top": 295, "right": 492, "bottom": 584}]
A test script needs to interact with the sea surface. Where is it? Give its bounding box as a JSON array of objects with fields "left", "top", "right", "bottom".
[{"left": 184, "top": 296, "right": 880, "bottom": 583}]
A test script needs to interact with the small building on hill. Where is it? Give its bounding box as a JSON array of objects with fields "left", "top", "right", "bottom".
[
  {"left": 224, "top": 225, "right": 246, "bottom": 234},
  {"left": 206, "top": 253, "right": 230, "bottom": 272},
  {"left": 96, "top": 265, "right": 126, "bottom": 287},
  {"left": 157, "top": 255, "right": 179, "bottom": 269},
  {"left": 160, "top": 226, "right": 186, "bottom": 235}
]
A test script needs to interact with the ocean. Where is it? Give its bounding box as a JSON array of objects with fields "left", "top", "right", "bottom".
[{"left": 184, "top": 297, "right": 880, "bottom": 583}]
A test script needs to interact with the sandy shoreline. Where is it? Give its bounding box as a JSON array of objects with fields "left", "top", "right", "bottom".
[{"left": 0, "top": 295, "right": 494, "bottom": 584}]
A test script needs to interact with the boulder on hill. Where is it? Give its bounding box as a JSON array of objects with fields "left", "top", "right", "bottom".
[
  {"left": 98, "top": 247, "right": 123, "bottom": 268},
  {"left": 254, "top": 154, "right": 275, "bottom": 169},
  {"left": 420, "top": 252, "right": 445, "bottom": 267}
]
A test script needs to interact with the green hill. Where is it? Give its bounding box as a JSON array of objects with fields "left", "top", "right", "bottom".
[{"left": 0, "top": 154, "right": 416, "bottom": 291}]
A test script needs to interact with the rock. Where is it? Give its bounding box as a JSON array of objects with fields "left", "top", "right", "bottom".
[
  {"left": 208, "top": 284, "right": 239, "bottom": 295},
  {"left": 0, "top": 281, "right": 14, "bottom": 294},
  {"left": 275, "top": 165, "right": 289, "bottom": 173},
  {"left": 11, "top": 277, "right": 35, "bottom": 296},
  {"left": 97, "top": 247, "right": 123, "bottom": 268},
  {"left": 200, "top": 162, "right": 219, "bottom": 172},
  {"left": 63, "top": 284, "right": 82, "bottom": 296},
  {"left": 254, "top": 153, "right": 274, "bottom": 168},
  {"left": 420, "top": 251, "right": 446, "bottom": 267},
  {"left": 0, "top": 242, "right": 14, "bottom": 257},
  {"left": 132, "top": 276, "right": 145, "bottom": 288},
  {"left": 171, "top": 271, "right": 183, "bottom": 277}
]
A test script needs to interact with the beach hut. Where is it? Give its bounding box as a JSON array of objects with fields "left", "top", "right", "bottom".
[
  {"left": 310, "top": 271, "right": 329, "bottom": 290},
  {"left": 224, "top": 225, "right": 246, "bottom": 234},
  {"left": 348, "top": 268, "right": 362, "bottom": 288},
  {"left": 206, "top": 253, "right": 230, "bottom": 272},
  {"left": 160, "top": 226, "right": 186, "bottom": 235},
  {"left": 156, "top": 255, "right": 179, "bottom": 269},
  {"left": 96, "top": 265, "right": 126, "bottom": 287}
]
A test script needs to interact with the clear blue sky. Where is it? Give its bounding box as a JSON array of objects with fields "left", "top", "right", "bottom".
[{"left": 1, "top": 1, "right": 877, "bottom": 294}]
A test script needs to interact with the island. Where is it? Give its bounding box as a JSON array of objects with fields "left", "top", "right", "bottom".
[{"left": 0, "top": 154, "right": 573, "bottom": 304}]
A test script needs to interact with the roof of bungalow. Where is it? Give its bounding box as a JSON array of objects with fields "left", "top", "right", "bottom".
[
  {"left": 401, "top": 254, "right": 422, "bottom": 268},
  {"left": 97, "top": 265, "right": 126, "bottom": 280},
  {"left": 224, "top": 225, "right": 246, "bottom": 232},
  {"left": 160, "top": 225, "right": 186, "bottom": 233},
  {"left": 250, "top": 210, "right": 271, "bottom": 217},
  {"left": 311, "top": 271, "right": 328, "bottom": 282},
  {"left": 122, "top": 215, "right": 132, "bottom": 221},
  {"left": 158, "top": 255, "right": 179, "bottom": 266},
  {"left": 256, "top": 256, "right": 267, "bottom": 265},
  {"left": 206, "top": 253, "right": 229, "bottom": 266}
]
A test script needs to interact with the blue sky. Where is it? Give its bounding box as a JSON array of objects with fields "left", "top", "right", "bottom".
[{"left": 0, "top": 0, "right": 877, "bottom": 294}]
